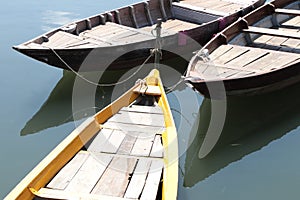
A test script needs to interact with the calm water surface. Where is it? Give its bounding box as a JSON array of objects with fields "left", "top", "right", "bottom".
[{"left": 1, "top": 0, "right": 300, "bottom": 199}]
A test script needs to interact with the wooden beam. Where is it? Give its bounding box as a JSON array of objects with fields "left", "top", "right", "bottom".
[
  {"left": 243, "top": 26, "right": 300, "bottom": 40},
  {"left": 275, "top": 8, "right": 300, "bottom": 16},
  {"left": 99, "top": 14, "right": 106, "bottom": 25},
  {"left": 144, "top": 2, "right": 154, "bottom": 25},
  {"left": 129, "top": 6, "right": 139, "bottom": 28},
  {"left": 159, "top": 0, "right": 168, "bottom": 20},
  {"left": 114, "top": 10, "right": 122, "bottom": 24},
  {"left": 33, "top": 188, "right": 136, "bottom": 200}
]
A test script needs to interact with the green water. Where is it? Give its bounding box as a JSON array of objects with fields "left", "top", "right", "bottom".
[{"left": 1, "top": 0, "right": 300, "bottom": 199}]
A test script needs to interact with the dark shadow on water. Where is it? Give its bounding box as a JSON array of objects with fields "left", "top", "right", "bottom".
[
  {"left": 184, "top": 81, "right": 300, "bottom": 187},
  {"left": 20, "top": 70, "right": 116, "bottom": 136},
  {"left": 20, "top": 56, "right": 188, "bottom": 136}
]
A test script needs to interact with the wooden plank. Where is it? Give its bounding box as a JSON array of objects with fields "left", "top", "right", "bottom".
[
  {"left": 102, "top": 122, "right": 165, "bottom": 135},
  {"left": 133, "top": 85, "right": 161, "bottom": 96},
  {"left": 172, "top": 2, "right": 226, "bottom": 17},
  {"left": 87, "top": 128, "right": 113, "bottom": 153},
  {"left": 275, "top": 8, "right": 300, "bottom": 16},
  {"left": 212, "top": 45, "right": 249, "bottom": 65},
  {"left": 144, "top": 2, "right": 153, "bottom": 25},
  {"left": 159, "top": 0, "right": 168, "bottom": 20},
  {"left": 129, "top": 6, "right": 139, "bottom": 28},
  {"left": 266, "top": 35, "right": 289, "bottom": 47},
  {"left": 263, "top": 57, "right": 300, "bottom": 71},
  {"left": 107, "top": 111, "right": 165, "bottom": 127},
  {"left": 108, "top": 22, "right": 153, "bottom": 36},
  {"left": 80, "top": 32, "right": 116, "bottom": 45},
  {"left": 140, "top": 160, "right": 164, "bottom": 200},
  {"left": 100, "top": 130, "right": 126, "bottom": 153},
  {"left": 281, "top": 16, "right": 300, "bottom": 26},
  {"left": 150, "top": 135, "right": 164, "bottom": 158},
  {"left": 46, "top": 151, "right": 89, "bottom": 190},
  {"left": 224, "top": 48, "right": 269, "bottom": 68},
  {"left": 65, "top": 153, "right": 113, "bottom": 193},
  {"left": 91, "top": 157, "right": 137, "bottom": 197},
  {"left": 36, "top": 187, "right": 135, "bottom": 200},
  {"left": 131, "top": 134, "right": 156, "bottom": 157},
  {"left": 121, "top": 105, "right": 163, "bottom": 115},
  {"left": 243, "top": 26, "right": 300, "bottom": 40},
  {"left": 117, "top": 134, "right": 137, "bottom": 155},
  {"left": 209, "top": 45, "right": 234, "bottom": 60},
  {"left": 124, "top": 159, "right": 152, "bottom": 199}
]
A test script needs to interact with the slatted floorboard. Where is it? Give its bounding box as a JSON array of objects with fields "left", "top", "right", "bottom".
[
  {"left": 193, "top": 44, "right": 300, "bottom": 80},
  {"left": 40, "top": 104, "right": 165, "bottom": 200}
]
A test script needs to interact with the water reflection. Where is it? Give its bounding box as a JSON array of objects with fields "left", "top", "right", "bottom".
[
  {"left": 20, "top": 70, "right": 129, "bottom": 136},
  {"left": 184, "top": 82, "right": 300, "bottom": 187},
  {"left": 21, "top": 57, "right": 187, "bottom": 136}
]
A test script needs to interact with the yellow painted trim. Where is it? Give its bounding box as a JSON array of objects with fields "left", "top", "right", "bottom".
[{"left": 152, "top": 69, "right": 178, "bottom": 200}]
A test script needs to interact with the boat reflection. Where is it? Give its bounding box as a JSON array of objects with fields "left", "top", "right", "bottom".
[
  {"left": 20, "top": 70, "right": 124, "bottom": 136},
  {"left": 184, "top": 82, "right": 300, "bottom": 187},
  {"left": 21, "top": 57, "right": 187, "bottom": 136}
]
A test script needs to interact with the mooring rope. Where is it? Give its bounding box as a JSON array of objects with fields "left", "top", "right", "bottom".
[{"left": 49, "top": 47, "right": 153, "bottom": 87}]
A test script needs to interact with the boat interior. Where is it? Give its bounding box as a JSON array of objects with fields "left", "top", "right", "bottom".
[
  {"left": 24, "top": 0, "right": 260, "bottom": 49},
  {"left": 33, "top": 95, "right": 166, "bottom": 199},
  {"left": 189, "top": 0, "right": 300, "bottom": 81}
]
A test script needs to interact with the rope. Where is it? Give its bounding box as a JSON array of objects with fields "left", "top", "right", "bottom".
[{"left": 49, "top": 47, "right": 153, "bottom": 87}]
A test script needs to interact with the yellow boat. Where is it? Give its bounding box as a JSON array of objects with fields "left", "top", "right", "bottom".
[{"left": 5, "top": 69, "right": 178, "bottom": 200}]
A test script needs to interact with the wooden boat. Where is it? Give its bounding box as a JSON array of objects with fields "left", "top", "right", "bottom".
[
  {"left": 5, "top": 69, "right": 178, "bottom": 200},
  {"left": 185, "top": 0, "right": 300, "bottom": 97},
  {"left": 13, "top": 0, "right": 265, "bottom": 71}
]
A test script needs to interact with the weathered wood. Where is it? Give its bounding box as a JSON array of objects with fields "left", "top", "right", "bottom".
[
  {"left": 102, "top": 122, "right": 165, "bottom": 135},
  {"left": 65, "top": 153, "right": 112, "bottom": 193},
  {"left": 243, "top": 26, "right": 300, "bottom": 40},
  {"left": 114, "top": 10, "right": 122, "bottom": 24},
  {"left": 133, "top": 85, "right": 162, "bottom": 96},
  {"left": 212, "top": 45, "right": 249, "bottom": 65},
  {"left": 99, "top": 14, "right": 106, "bottom": 25},
  {"left": 91, "top": 157, "right": 137, "bottom": 197},
  {"left": 121, "top": 105, "right": 163, "bottom": 115},
  {"left": 129, "top": 6, "right": 139, "bottom": 28},
  {"left": 173, "top": 1, "right": 226, "bottom": 16},
  {"left": 87, "top": 128, "right": 113, "bottom": 153},
  {"left": 144, "top": 2, "right": 154, "bottom": 25},
  {"left": 80, "top": 32, "right": 115, "bottom": 45},
  {"left": 108, "top": 110, "right": 165, "bottom": 127},
  {"left": 100, "top": 130, "right": 126, "bottom": 153},
  {"left": 131, "top": 134, "right": 156, "bottom": 157},
  {"left": 159, "top": 0, "right": 168, "bottom": 20},
  {"left": 35, "top": 188, "right": 134, "bottom": 200},
  {"left": 46, "top": 151, "right": 89, "bottom": 190},
  {"left": 124, "top": 159, "right": 152, "bottom": 199},
  {"left": 224, "top": 49, "right": 269, "bottom": 68},
  {"left": 150, "top": 135, "right": 164, "bottom": 158},
  {"left": 117, "top": 134, "right": 138, "bottom": 155},
  {"left": 140, "top": 160, "right": 164, "bottom": 200},
  {"left": 275, "top": 8, "right": 300, "bottom": 16}
]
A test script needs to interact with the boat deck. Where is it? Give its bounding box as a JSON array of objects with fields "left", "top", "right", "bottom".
[
  {"left": 191, "top": 8, "right": 300, "bottom": 81},
  {"left": 27, "top": 0, "right": 263, "bottom": 50},
  {"left": 179, "top": 0, "right": 258, "bottom": 14},
  {"left": 34, "top": 100, "right": 165, "bottom": 199},
  {"left": 191, "top": 44, "right": 300, "bottom": 80}
]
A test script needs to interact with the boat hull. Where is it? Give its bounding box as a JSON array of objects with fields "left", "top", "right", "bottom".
[{"left": 187, "top": 62, "right": 300, "bottom": 97}]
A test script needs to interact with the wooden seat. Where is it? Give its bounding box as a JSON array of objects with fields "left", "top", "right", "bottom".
[
  {"left": 243, "top": 26, "right": 300, "bottom": 40},
  {"left": 275, "top": 8, "right": 300, "bottom": 16}
]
